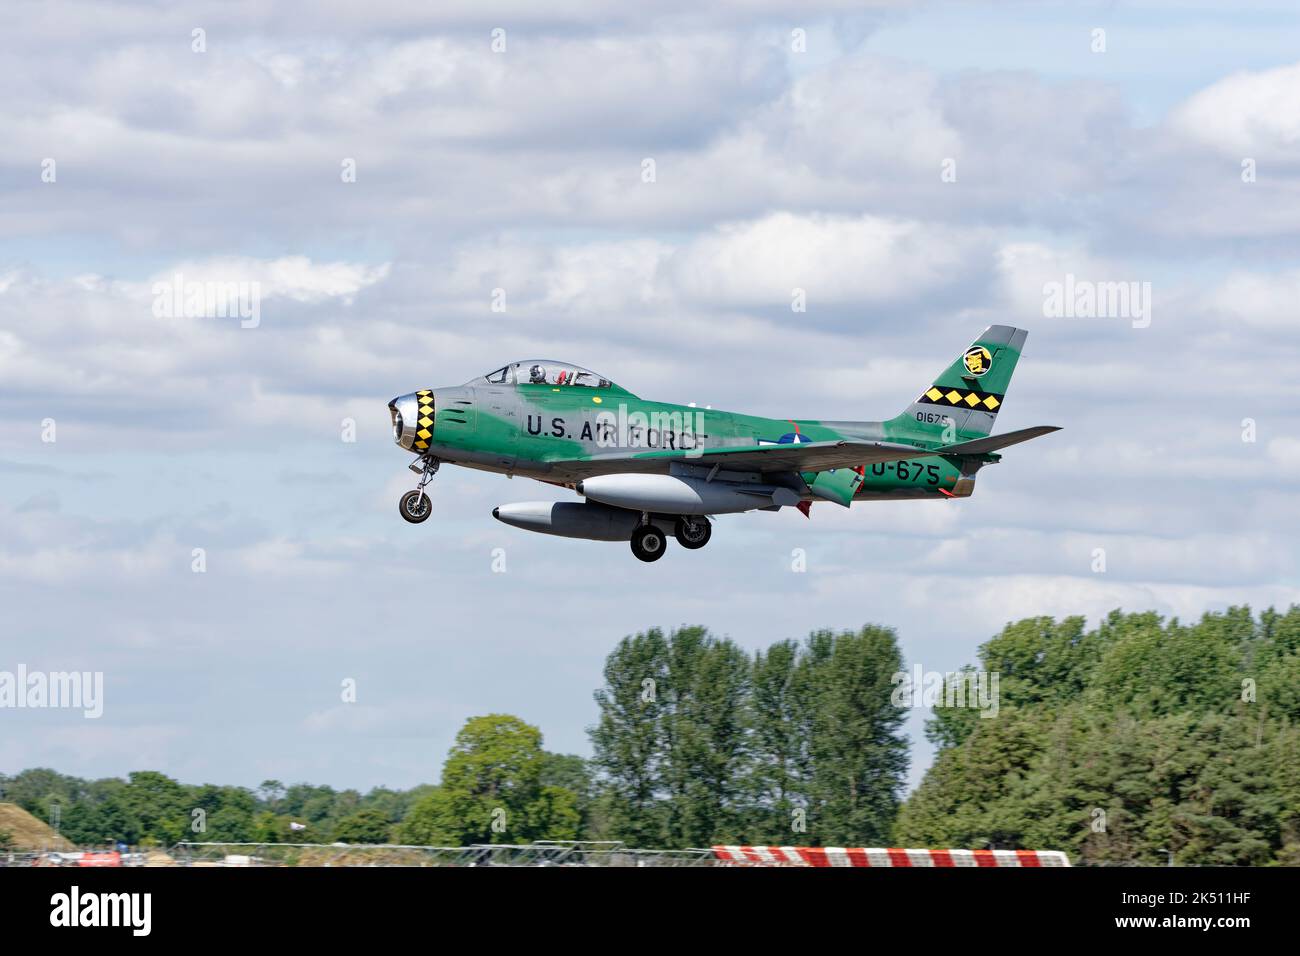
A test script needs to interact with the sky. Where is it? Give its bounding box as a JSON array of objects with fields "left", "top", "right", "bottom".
[{"left": 2, "top": 0, "right": 1299, "bottom": 795}]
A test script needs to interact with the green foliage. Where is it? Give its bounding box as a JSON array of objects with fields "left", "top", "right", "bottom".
[
  {"left": 0, "top": 767, "right": 444, "bottom": 850},
  {"left": 332, "top": 808, "right": 396, "bottom": 844},
  {"left": 899, "top": 605, "right": 1300, "bottom": 865},
  {"left": 590, "top": 624, "right": 910, "bottom": 847},
  {"left": 397, "top": 714, "right": 582, "bottom": 846},
  {"left": 591, "top": 625, "right": 756, "bottom": 846},
  {"left": 749, "top": 639, "right": 807, "bottom": 830},
  {"left": 9, "top": 607, "right": 1296, "bottom": 864},
  {"left": 539, "top": 752, "right": 595, "bottom": 836},
  {"left": 793, "top": 627, "right": 909, "bottom": 845},
  {"left": 589, "top": 627, "right": 672, "bottom": 845}
]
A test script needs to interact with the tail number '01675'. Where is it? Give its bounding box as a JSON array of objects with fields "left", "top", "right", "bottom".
[
  {"left": 916, "top": 411, "right": 953, "bottom": 425},
  {"left": 869, "top": 460, "right": 941, "bottom": 485}
]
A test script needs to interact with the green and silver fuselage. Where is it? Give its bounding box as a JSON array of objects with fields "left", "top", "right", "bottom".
[
  {"left": 392, "top": 383, "right": 972, "bottom": 505},
  {"left": 387, "top": 326, "right": 1049, "bottom": 527}
]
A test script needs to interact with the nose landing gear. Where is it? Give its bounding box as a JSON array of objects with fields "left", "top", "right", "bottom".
[{"left": 399, "top": 456, "right": 439, "bottom": 524}]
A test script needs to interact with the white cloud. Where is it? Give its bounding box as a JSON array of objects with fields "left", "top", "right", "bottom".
[
  {"left": 670, "top": 212, "right": 991, "bottom": 307},
  {"left": 1203, "top": 268, "right": 1300, "bottom": 327},
  {"left": 1171, "top": 62, "right": 1300, "bottom": 158},
  {"left": 1267, "top": 437, "right": 1300, "bottom": 468},
  {"left": 143, "top": 256, "right": 390, "bottom": 305}
]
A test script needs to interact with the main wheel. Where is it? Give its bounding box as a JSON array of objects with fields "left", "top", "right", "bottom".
[
  {"left": 399, "top": 490, "right": 432, "bottom": 524},
  {"left": 630, "top": 525, "right": 667, "bottom": 562},
  {"left": 674, "top": 516, "right": 712, "bottom": 549}
]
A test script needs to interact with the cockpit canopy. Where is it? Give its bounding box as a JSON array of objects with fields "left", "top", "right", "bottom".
[{"left": 470, "top": 360, "right": 626, "bottom": 392}]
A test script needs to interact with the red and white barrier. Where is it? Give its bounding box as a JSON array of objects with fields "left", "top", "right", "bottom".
[{"left": 711, "top": 846, "right": 1070, "bottom": 867}]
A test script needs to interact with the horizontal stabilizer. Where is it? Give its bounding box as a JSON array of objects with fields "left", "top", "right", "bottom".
[{"left": 938, "top": 425, "right": 1061, "bottom": 457}]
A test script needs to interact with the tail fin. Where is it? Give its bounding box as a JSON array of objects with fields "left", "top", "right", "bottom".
[{"left": 889, "top": 325, "right": 1028, "bottom": 441}]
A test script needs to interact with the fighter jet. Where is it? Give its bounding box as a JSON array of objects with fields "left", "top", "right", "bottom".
[{"left": 387, "top": 326, "right": 1058, "bottom": 562}]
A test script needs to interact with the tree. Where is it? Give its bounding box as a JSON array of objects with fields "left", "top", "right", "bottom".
[
  {"left": 115, "top": 771, "right": 188, "bottom": 846},
  {"left": 540, "top": 752, "right": 594, "bottom": 838},
  {"left": 590, "top": 626, "right": 752, "bottom": 846},
  {"left": 748, "top": 638, "right": 809, "bottom": 839},
  {"left": 590, "top": 628, "right": 671, "bottom": 844},
  {"left": 794, "top": 626, "right": 909, "bottom": 846},
  {"left": 193, "top": 786, "right": 257, "bottom": 843},
  {"left": 398, "top": 715, "right": 581, "bottom": 846},
  {"left": 332, "top": 808, "right": 396, "bottom": 845},
  {"left": 898, "top": 607, "right": 1300, "bottom": 865},
  {"left": 657, "top": 627, "right": 752, "bottom": 846},
  {"left": 256, "top": 780, "right": 285, "bottom": 811}
]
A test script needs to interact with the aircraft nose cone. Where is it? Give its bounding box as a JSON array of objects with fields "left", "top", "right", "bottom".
[
  {"left": 492, "top": 507, "right": 500, "bottom": 519},
  {"left": 388, "top": 398, "right": 404, "bottom": 446},
  {"left": 388, "top": 392, "right": 426, "bottom": 452}
]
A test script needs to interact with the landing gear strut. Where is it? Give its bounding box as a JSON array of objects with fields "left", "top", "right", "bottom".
[{"left": 399, "top": 456, "right": 439, "bottom": 524}]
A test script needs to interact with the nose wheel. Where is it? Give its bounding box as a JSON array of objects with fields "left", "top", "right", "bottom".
[
  {"left": 398, "top": 456, "right": 439, "bottom": 524},
  {"left": 399, "top": 490, "right": 432, "bottom": 523}
]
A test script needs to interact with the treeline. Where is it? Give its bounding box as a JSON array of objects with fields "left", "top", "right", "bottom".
[
  {"left": 0, "top": 768, "right": 436, "bottom": 848},
  {"left": 897, "top": 606, "right": 1300, "bottom": 865},
  {"left": 0, "top": 741, "right": 597, "bottom": 850},
  {"left": 1, "top": 625, "right": 908, "bottom": 851},
  {"left": 6, "top": 609, "right": 1299, "bottom": 862}
]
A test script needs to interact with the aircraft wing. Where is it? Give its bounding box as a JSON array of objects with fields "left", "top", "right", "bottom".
[
  {"left": 544, "top": 427, "right": 1062, "bottom": 482},
  {"left": 550, "top": 440, "right": 936, "bottom": 480}
]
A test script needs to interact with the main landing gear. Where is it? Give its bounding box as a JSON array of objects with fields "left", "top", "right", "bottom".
[
  {"left": 399, "top": 456, "right": 439, "bottom": 524},
  {"left": 629, "top": 516, "right": 712, "bottom": 562},
  {"left": 630, "top": 524, "right": 666, "bottom": 562},
  {"left": 674, "top": 516, "right": 712, "bottom": 550}
]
